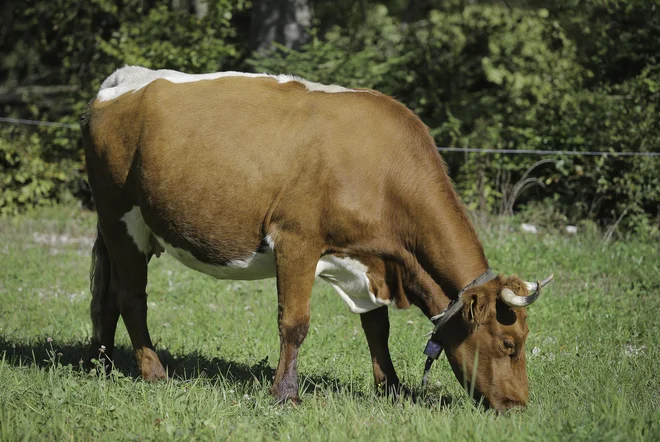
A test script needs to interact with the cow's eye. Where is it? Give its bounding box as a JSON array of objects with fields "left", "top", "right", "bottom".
[{"left": 503, "top": 339, "right": 516, "bottom": 355}]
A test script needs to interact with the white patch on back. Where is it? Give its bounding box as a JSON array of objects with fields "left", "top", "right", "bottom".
[
  {"left": 273, "top": 74, "right": 354, "bottom": 93},
  {"left": 97, "top": 65, "right": 363, "bottom": 102},
  {"left": 119, "top": 206, "right": 386, "bottom": 314}
]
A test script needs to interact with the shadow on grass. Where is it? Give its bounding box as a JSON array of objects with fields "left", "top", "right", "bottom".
[{"left": 0, "top": 336, "right": 454, "bottom": 407}]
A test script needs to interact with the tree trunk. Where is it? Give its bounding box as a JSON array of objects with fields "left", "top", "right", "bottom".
[
  {"left": 193, "top": 0, "right": 208, "bottom": 19},
  {"left": 403, "top": 0, "right": 422, "bottom": 24},
  {"left": 250, "top": 0, "right": 312, "bottom": 53},
  {"left": 172, "top": 0, "right": 189, "bottom": 11}
]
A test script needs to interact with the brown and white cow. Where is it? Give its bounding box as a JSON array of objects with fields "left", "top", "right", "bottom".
[{"left": 82, "top": 66, "right": 552, "bottom": 411}]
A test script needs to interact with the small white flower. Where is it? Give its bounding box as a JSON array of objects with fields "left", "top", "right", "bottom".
[{"left": 624, "top": 343, "right": 647, "bottom": 357}]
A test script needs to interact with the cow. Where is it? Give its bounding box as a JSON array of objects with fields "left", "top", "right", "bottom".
[{"left": 82, "top": 66, "right": 553, "bottom": 412}]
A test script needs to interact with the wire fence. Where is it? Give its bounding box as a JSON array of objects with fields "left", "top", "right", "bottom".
[
  {"left": 435, "top": 147, "right": 660, "bottom": 157},
  {"left": 1, "top": 116, "right": 659, "bottom": 157},
  {"left": 0, "top": 116, "right": 79, "bottom": 129}
]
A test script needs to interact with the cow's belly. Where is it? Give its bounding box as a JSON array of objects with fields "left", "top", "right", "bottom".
[
  {"left": 121, "top": 206, "right": 388, "bottom": 313},
  {"left": 154, "top": 233, "right": 277, "bottom": 280}
]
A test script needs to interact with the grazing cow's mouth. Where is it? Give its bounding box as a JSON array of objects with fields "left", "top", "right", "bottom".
[{"left": 460, "top": 384, "right": 528, "bottom": 412}]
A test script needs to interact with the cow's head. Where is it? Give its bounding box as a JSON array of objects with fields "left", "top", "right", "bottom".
[{"left": 439, "top": 274, "right": 552, "bottom": 412}]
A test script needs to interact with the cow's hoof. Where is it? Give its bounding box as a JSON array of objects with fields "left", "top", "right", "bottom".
[
  {"left": 286, "top": 396, "right": 302, "bottom": 407},
  {"left": 377, "top": 382, "right": 410, "bottom": 401},
  {"left": 138, "top": 358, "right": 167, "bottom": 381},
  {"left": 273, "top": 394, "right": 302, "bottom": 406},
  {"left": 377, "top": 381, "right": 401, "bottom": 395},
  {"left": 141, "top": 364, "right": 167, "bottom": 381},
  {"left": 270, "top": 386, "right": 301, "bottom": 405},
  {"left": 142, "top": 371, "right": 167, "bottom": 382},
  {"left": 136, "top": 348, "right": 167, "bottom": 381}
]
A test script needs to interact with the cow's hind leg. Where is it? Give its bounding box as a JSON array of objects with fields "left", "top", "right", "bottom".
[
  {"left": 360, "top": 306, "right": 400, "bottom": 395},
  {"left": 95, "top": 219, "right": 166, "bottom": 381},
  {"left": 270, "top": 237, "right": 319, "bottom": 404}
]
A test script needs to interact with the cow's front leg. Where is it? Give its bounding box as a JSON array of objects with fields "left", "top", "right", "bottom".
[
  {"left": 360, "top": 306, "right": 400, "bottom": 395},
  {"left": 270, "top": 238, "right": 319, "bottom": 404}
]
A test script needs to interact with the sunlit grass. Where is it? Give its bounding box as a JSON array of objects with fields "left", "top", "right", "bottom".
[{"left": 0, "top": 206, "right": 658, "bottom": 440}]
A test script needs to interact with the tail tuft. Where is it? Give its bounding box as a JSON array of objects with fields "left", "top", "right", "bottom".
[{"left": 90, "top": 223, "right": 111, "bottom": 342}]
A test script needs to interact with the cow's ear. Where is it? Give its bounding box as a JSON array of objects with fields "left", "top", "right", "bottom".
[{"left": 461, "top": 289, "right": 492, "bottom": 326}]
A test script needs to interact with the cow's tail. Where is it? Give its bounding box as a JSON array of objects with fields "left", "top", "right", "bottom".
[{"left": 90, "top": 222, "right": 111, "bottom": 342}]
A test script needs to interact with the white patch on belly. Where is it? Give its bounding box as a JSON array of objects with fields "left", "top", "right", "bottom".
[
  {"left": 120, "top": 206, "right": 152, "bottom": 255},
  {"left": 315, "top": 256, "right": 390, "bottom": 314},
  {"left": 152, "top": 234, "right": 277, "bottom": 281},
  {"left": 119, "top": 206, "right": 386, "bottom": 313},
  {"left": 97, "top": 66, "right": 366, "bottom": 102}
]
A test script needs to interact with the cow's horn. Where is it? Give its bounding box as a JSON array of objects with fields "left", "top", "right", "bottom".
[
  {"left": 524, "top": 274, "right": 554, "bottom": 293},
  {"left": 500, "top": 274, "right": 554, "bottom": 307}
]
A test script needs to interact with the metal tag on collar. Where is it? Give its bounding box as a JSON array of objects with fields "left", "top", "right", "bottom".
[
  {"left": 421, "top": 337, "right": 443, "bottom": 387},
  {"left": 423, "top": 339, "right": 443, "bottom": 359}
]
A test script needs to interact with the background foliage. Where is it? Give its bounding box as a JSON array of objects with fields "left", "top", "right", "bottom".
[{"left": 1, "top": 0, "right": 659, "bottom": 236}]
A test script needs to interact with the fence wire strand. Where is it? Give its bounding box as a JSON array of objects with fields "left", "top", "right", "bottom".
[
  {"left": 1, "top": 116, "right": 658, "bottom": 157},
  {"left": 436, "top": 147, "right": 660, "bottom": 157},
  {"left": 0, "top": 116, "right": 79, "bottom": 129}
]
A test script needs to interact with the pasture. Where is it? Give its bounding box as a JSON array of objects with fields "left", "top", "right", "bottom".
[{"left": 0, "top": 207, "right": 658, "bottom": 441}]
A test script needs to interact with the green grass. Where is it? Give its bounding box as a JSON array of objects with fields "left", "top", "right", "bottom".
[{"left": 0, "top": 206, "right": 658, "bottom": 441}]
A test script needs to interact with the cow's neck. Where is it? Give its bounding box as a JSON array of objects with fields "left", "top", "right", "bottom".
[{"left": 409, "top": 176, "right": 490, "bottom": 317}]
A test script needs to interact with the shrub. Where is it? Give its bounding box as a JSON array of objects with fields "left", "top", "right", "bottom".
[{"left": 0, "top": 126, "right": 84, "bottom": 215}]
